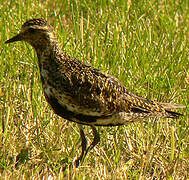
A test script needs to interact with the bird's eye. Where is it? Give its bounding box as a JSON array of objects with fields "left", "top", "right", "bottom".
[{"left": 28, "top": 28, "right": 36, "bottom": 34}]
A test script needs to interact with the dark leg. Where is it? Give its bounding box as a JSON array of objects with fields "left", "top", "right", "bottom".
[
  {"left": 75, "top": 125, "right": 87, "bottom": 167},
  {"left": 86, "top": 125, "right": 100, "bottom": 154},
  {"left": 75, "top": 125, "right": 100, "bottom": 167}
]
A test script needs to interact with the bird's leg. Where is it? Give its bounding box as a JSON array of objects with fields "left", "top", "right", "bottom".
[
  {"left": 75, "top": 125, "right": 100, "bottom": 167},
  {"left": 75, "top": 124, "right": 87, "bottom": 167},
  {"left": 85, "top": 125, "right": 100, "bottom": 158}
]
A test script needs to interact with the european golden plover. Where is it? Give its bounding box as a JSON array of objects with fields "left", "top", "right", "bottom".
[{"left": 5, "top": 18, "right": 185, "bottom": 167}]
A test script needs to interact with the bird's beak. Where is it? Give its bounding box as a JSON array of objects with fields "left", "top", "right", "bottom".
[{"left": 5, "top": 33, "right": 22, "bottom": 44}]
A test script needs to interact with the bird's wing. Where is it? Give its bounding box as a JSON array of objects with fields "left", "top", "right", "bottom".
[
  {"left": 48, "top": 58, "right": 130, "bottom": 116},
  {"left": 48, "top": 57, "right": 184, "bottom": 118}
]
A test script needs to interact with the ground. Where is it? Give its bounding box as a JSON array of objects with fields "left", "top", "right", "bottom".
[{"left": 0, "top": 0, "right": 188, "bottom": 179}]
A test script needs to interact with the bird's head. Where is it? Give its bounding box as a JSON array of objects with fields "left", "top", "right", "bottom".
[{"left": 5, "top": 18, "right": 57, "bottom": 50}]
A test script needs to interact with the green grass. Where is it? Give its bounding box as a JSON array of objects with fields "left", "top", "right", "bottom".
[{"left": 0, "top": 0, "right": 188, "bottom": 179}]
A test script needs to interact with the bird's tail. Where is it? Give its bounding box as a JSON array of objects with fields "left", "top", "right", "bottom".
[
  {"left": 160, "top": 103, "right": 186, "bottom": 109},
  {"left": 160, "top": 103, "right": 186, "bottom": 118}
]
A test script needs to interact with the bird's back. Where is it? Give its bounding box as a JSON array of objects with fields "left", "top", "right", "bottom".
[{"left": 39, "top": 52, "right": 184, "bottom": 126}]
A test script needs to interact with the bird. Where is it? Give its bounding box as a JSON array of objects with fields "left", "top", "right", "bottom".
[{"left": 5, "top": 18, "right": 185, "bottom": 167}]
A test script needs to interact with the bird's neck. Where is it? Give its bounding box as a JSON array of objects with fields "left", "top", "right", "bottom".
[
  {"left": 34, "top": 40, "right": 62, "bottom": 70},
  {"left": 35, "top": 40, "right": 60, "bottom": 59}
]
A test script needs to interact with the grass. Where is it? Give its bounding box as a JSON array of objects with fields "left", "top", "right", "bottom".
[{"left": 0, "top": 0, "right": 188, "bottom": 179}]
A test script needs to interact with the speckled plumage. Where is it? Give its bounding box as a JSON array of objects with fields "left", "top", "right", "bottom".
[{"left": 5, "top": 18, "right": 185, "bottom": 167}]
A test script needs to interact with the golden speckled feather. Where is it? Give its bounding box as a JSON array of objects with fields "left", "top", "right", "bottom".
[{"left": 5, "top": 18, "right": 185, "bottom": 167}]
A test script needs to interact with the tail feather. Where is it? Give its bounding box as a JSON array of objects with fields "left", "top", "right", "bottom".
[
  {"left": 160, "top": 103, "right": 186, "bottom": 109},
  {"left": 165, "top": 109, "right": 184, "bottom": 119},
  {"left": 159, "top": 102, "right": 185, "bottom": 119}
]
